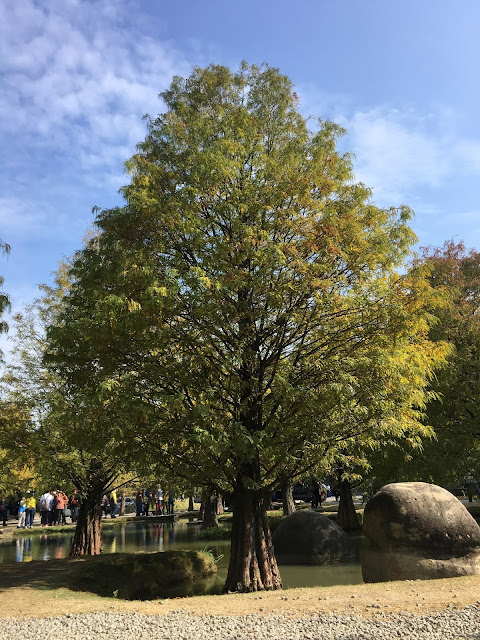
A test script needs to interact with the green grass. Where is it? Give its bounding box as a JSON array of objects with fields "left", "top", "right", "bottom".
[
  {"left": 13, "top": 524, "right": 76, "bottom": 537},
  {"left": 69, "top": 550, "right": 217, "bottom": 600},
  {"left": 193, "top": 526, "right": 232, "bottom": 541},
  {"left": 12, "top": 517, "right": 130, "bottom": 537}
]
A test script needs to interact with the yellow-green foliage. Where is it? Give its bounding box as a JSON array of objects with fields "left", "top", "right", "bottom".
[{"left": 70, "top": 550, "right": 217, "bottom": 600}]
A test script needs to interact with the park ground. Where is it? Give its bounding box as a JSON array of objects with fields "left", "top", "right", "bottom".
[
  {"left": 0, "top": 559, "right": 478, "bottom": 619},
  {"left": 0, "top": 496, "right": 478, "bottom": 619}
]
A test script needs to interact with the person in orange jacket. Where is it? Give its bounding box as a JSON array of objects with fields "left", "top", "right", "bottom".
[{"left": 55, "top": 490, "right": 69, "bottom": 525}]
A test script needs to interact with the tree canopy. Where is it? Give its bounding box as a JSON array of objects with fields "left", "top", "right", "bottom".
[
  {"left": 47, "top": 63, "right": 447, "bottom": 590},
  {"left": 408, "top": 241, "right": 480, "bottom": 484},
  {"left": 2, "top": 267, "right": 139, "bottom": 554}
]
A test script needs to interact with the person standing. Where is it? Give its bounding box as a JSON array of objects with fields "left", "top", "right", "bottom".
[
  {"left": 311, "top": 478, "right": 321, "bottom": 509},
  {"left": 17, "top": 496, "right": 26, "bottom": 528},
  {"left": 25, "top": 491, "right": 36, "bottom": 528},
  {"left": 157, "top": 487, "right": 164, "bottom": 515},
  {"left": 465, "top": 474, "right": 477, "bottom": 503},
  {"left": 69, "top": 489, "right": 80, "bottom": 523},
  {"left": 56, "top": 490, "right": 68, "bottom": 524},
  {"left": 135, "top": 490, "right": 143, "bottom": 517},
  {"left": 149, "top": 493, "right": 156, "bottom": 516},
  {"left": 39, "top": 490, "right": 51, "bottom": 527},
  {"left": 0, "top": 499, "right": 7, "bottom": 526},
  {"left": 143, "top": 491, "right": 150, "bottom": 517},
  {"left": 109, "top": 490, "right": 117, "bottom": 518},
  {"left": 167, "top": 491, "right": 175, "bottom": 514}
]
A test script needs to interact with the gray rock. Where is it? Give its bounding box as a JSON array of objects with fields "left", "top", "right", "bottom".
[
  {"left": 362, "top": 482, "right": 480, "bottom": 582},
  {"left": 272, "top": 510, "right": 354, "bottom": 564}
]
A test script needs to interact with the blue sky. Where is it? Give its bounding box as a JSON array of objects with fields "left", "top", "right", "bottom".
[{"left": 2, "top": 0, "right": 480, "bottom": 359}]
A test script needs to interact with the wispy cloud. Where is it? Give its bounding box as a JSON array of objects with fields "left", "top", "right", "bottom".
[
  {"left": 0, "top": 0, "right": 191, "bottom": 240},
  {"left": 298, "top": 82, "right": 480, "bottom": 213},
  {"left": 344, "top": 108, "right": 451, "bottom": 200},
  {"left": 338, "top": 107, "right": 480, "bottom": 206},
  {"left": 0, "top": 0, "right": 194, "bottom": 363}
]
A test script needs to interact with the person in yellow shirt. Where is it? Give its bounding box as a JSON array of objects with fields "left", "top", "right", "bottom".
[
  {"left": 25, "top": 491, "right": 36, "bottom": 528},
  {"left": 109, "top": 490, "right": 117, "bottom": 518}
]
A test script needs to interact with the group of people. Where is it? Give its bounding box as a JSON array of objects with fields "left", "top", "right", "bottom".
[
  {"left": 0, "top": 489, "right": 79, "bottom": 529},
  {"left": 1, "top": 486, "right": 178, "bottom": 528},
  {"left": 135, "top": 488, "right": 175, "bottom": 517},
  {"left": 101, "top": 491, "right": 117, "bottom": 518},
  {"left": 37, "top": 489, "right": 81, "bottom": 527}
]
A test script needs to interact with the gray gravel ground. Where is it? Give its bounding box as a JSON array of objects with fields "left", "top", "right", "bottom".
[{"left": 2, "top": 606, "right": 479, "bottom": 640}]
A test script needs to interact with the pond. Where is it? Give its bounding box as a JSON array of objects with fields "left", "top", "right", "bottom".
[{"left": 0, "top": 520, "right": 363, "bottom": 591}]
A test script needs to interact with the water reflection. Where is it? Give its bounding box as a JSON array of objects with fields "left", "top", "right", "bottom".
[
  {"left": 0, "top": 521, "right": 206, "bottom": 564},
  {"left": 0, "top": 521, "right": 363, "bottom": 590}
]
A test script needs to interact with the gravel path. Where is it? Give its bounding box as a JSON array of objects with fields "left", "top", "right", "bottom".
[{"left": 3, "top": 607, "right": 479, "bottom": 640}]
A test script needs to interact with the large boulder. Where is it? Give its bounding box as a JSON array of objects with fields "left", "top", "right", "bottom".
[
  {"left": 361, "top": 482, "right": 480, "bottom": 582},
  {"left": 272, "top": 510, "right": 355, "bottom": 564}
]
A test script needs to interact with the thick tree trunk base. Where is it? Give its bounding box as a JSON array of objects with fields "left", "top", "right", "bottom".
[
  {"left": 202, "top": 490, "right": 219, "bottom": 529},
  {"left": 224, "top": 489, "right": 282, "bottom": 593},
  {"left": 282, "top": 481, "right": 295, "bottom": 516},
  {"left": 70, "top": 501, "right": 103, "bottom": 556},
  {"left": 337, "top": 479, "right": 361, "bottom": 531}
]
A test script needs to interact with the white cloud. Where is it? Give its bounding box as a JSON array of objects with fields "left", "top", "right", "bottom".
[
  {"left": 0, "top": 0, "right": 191, "bottom": 175},
  {"left": 346, "top": 109, "right": 450, "bottom": 193},
  {"left": 318, "top": 105, "right": 480, "bottom": 207},
  {"left": 0, "top": 0, "right": 193, "bottom": 247}
]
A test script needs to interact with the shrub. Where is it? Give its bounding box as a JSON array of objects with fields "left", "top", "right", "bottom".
[
  {"left": 194, "top": 526, "right": 232, "bottom": 541},
  {"left": 70, "top": 550, "right": 217, "bottom": 600}
]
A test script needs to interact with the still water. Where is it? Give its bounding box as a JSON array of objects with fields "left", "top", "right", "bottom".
[{"left": 0, "top": 520, "right": 363, "bottom": 590}]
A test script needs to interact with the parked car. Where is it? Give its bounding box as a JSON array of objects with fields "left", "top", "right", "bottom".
[
  {"left": 117, "top": 497, "right": 135, "bottom": 506},
  {"left": 292, "top": 482, "right": 313, "bottom": 503}
]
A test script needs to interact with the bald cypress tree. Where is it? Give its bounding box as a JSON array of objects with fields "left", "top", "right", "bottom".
[{"left": 48, "top": 63, "right": 446, "bottom": 591}]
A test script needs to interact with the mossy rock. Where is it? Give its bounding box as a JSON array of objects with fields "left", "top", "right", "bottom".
[
  {"left": 272, "top": 510, "right": 355, "bottom": 564},
  {"left": 362, "top": 482, "right": 480, "bottom": 582},
  {"left": 70, "top": 550, "right": 217, "bottom": 600}
]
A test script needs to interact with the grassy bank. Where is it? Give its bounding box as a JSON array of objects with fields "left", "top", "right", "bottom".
[{"left": 0, "top": 558, "right": 477, "bottom": 619}]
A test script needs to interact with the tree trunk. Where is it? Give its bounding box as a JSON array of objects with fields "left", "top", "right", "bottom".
[
  {"left": 70, "top": 490, "right": 104, "bottom": 556},
  {"left": 281, "top": 480, "right": 295, "bottom": 516},
  {"left": 188, "top": 495, "right": 194, "bottom": 512},
  {"left": 264, "top": 492, "right": 274, "bottom": 511},
  {"left": 202, "top": 488, "right": 219, "bottom": 529},
  {"left": 336, "top": 478, "right": 361, "bottom": 531},
  {"left": 199, "top": 491, "right": 206, "bottom": 521},
  {"left": 224, "top": 486, "right": 281, "bottom": 592}
]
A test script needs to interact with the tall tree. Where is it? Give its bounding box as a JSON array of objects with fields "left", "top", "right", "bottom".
[
  {"left": 3, "top": 270, "right": 137, "bottom": 555},
  {"left": 387, "top": 241, "right": 480, "bottom": 485},
  {"left": 360, "top": 241, "right": 480, "bottom": 491},
  {"left": 47, "top": 63, "right": 446, "bottom": 592},
  {"left": 420, "top": 241, "right": 480, "bottom": 482}
]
